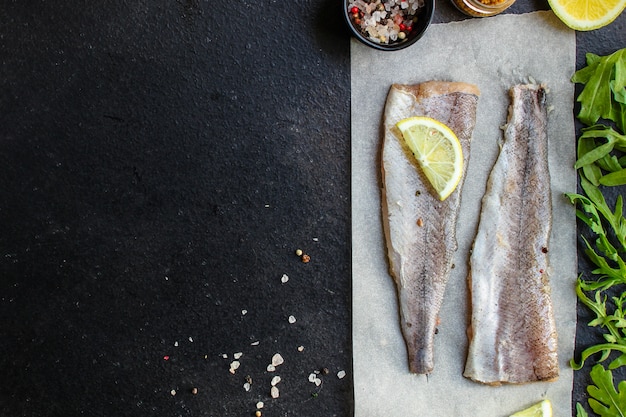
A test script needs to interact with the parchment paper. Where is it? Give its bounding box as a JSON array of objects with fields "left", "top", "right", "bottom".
[{"left": 351, "top": 11, "right": 577, "bottom": 417}]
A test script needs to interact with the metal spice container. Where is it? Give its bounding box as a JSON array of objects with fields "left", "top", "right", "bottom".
[{"left": 450, "top": 0, "right": 516, "bottom": 17}]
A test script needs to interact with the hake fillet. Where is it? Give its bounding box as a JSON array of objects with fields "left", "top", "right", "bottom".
[
  {"left": 464, "top": 84, "right": 559, "bottom": 385},
  {"left": 381, "top": 82, "right": 480, "bottom": 374}
]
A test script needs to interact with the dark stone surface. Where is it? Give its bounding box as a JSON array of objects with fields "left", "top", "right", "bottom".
[
  {"left": 0, "top": 0, "right": 624, "bottom": 416},
  {"left": 0, "top": 1, "right": 351, "bottom": 416}
]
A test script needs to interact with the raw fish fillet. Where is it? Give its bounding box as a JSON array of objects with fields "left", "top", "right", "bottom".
[
  {"left": 381, "top": 82, "right": 480, "bottom": 374},
  {"left": 464, "top": 84, "right": 558, "bottom": 385}
]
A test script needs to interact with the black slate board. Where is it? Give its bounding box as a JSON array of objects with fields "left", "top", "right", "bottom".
[
  {"left": 0, "top": 0, "right": 625, "bottom": 416},
  {"left": 0, "top": 1, "right": 352, "bottom": 416}
]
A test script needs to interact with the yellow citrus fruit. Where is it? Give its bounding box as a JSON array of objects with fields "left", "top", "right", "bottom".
[
  {"left": 396, "top": 116, "right": 463, "bottom": 201},
  {"left": 548, "top": 0, "right": 626, "bottom": 31},
  {"left": 509, "top": 399, "right": 552, "bottom": 417}
]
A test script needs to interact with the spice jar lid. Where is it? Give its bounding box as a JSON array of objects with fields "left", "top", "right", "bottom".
[{"left": 451, "top": 0, "right": 516, "bottom": 17}]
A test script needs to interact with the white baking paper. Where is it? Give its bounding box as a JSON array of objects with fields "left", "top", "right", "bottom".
[{"left": 352, "top": 11, "right": 577, "bottom": 417}]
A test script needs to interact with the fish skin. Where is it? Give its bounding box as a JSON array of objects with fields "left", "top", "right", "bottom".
[
  {"left": 464, "top": 84, "right": 559, "bottom": 385},
  {"left": 381, "top": 82, "right": 480, "bottom": 374}
]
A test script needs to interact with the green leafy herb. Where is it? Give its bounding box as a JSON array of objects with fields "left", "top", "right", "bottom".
[
  {"left": 573, "top": 48, "right": 626, "bottom": 186},
  {"left": 566, "top": 178, "right": 626, "bottom": 291},
  {"left": 576, "top": 364, "right": 626, "bottom": 417},
  {"left": 569, "top": 48, "right": 626, "bottom": 417},
  {"left": 573, "top": 49, "right": 626, "bottom": 130},
  {"left": 570, "top": 283, "right": 626, "bottom": 370}
]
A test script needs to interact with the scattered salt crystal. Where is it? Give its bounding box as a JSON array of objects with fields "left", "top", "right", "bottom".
[
  {"left": 288, "top": 315, "right": 296, "bottom": 324},
  {"left": 229, "top": 360, "right": 240, "bottom": 374},
  {"left": 312, "top": 237, "right": 318, "bottom": 242},
  {"left": 337, "top": 370, "right": 346, "bottom": 379},
  {"left": 174, "top": 341, "right": 179, "bottom": 347},
  {"left": 251, "top": 341, "right": 260, "bottom": 346},
  {"left": 281, "top": 274, "right": 289, "bottom": 283},
  {"left": 170, "top": 389, "right": 176, "bottom": 396},
  {"left": 222, "top": 353, "right": 228, "bottom": 359},
  {"left": 256, "top": 401, "right": 264, "bottom": 409},
  {"left": 188, "top": 337, "right": 193, "bottom": 343},
  {"left": 271, "top": 376, "right": 281, "bottom": 386},
  {"left": 242, "top": 309, "right": 248, "bottom": 315},
  {"left": 267, "top": 364, "right": 276, "bottom": 372},
  {"left": 243, "top": 382, "right": 251, "bottom": 391},
  {"left": 297, "top": 345, "right": 304, "bottom": 352},
  {"left": 308, "top": 372, "right": 322, "bottom": 386},
  {"left": 271, "top": 353, "right": 284, "bottom": 367},
  {"left": 270, "top": 386, "right": 280, "bottom": 398},
  {"left": 234, "top": 352, "right": 243, "bottom": 360}
]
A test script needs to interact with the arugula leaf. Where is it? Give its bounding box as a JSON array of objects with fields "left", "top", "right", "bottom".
[
  {"left": 574, "top": 125, "right": 626, "bottom": 178},
  {"left": 601, "top": 170, "right": 626, "bottom": 187},
  {"left": 585, "top": 364, "right": 626, "bottom": 417},
  {"left": 570, "top": 283, "right": 626, "bottom": 370},
  {"left": 571, "top": 48, "right": 626, "bottom": 417},
  {"left": 573, "top": 48, "right": 626, "bottom": 128},
  {"left": 577, "top": 402, "right": 590, "bottom": 417}
]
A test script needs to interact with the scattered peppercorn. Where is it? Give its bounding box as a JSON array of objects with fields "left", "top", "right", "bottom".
[
  {"left": 191, "top": 387, "right": 198, "bottom": 395},
  {"left": 255, "top": 411, "right": 262, "bottom": 417},
  {"left": 417, "top": 218, "right": 424, "bottom": 227},
  {"left": 295, "top": 248, "right": 303, "bottom": 256},
  {"left": 321, "top": 367, "right": 330, "bottom": 375},
  {"left": 301, "top": 253, "right": 311, "bottom": 263},
  {"left": 541, "top": 247, "right": 548, "bottom": 253}
]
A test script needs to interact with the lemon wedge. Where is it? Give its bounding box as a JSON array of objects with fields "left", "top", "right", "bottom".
[
  {"left": 548, "top": 0, "right": 626, "bottom": 31},
  {"left": 509, "top": 399, "right": 553, "bottom": 417},
  {"left": 396, "top": 116, "right": 463, "bottom": 201}
]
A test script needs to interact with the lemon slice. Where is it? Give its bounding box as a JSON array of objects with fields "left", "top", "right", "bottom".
[
  {"left": 509, "top": 399, "right": 552, "bottom": 417},
  {"left": 396, "top": 116, "right": 463, "bottom": 201},
  {"left": 548, "top": 0, "right": 626, "bottom": 31}
]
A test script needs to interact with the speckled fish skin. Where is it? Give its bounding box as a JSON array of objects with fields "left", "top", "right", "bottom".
[
  {"left": 464, "top": 84, "right": 558, "bottom": 385},
  {"left": 381, "top": 81, "right": 480, "bottom": 374}
]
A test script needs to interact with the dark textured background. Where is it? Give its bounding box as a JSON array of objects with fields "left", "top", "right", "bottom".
[{"left": 0, "top": 0, "right": 624, "bottom": 416}]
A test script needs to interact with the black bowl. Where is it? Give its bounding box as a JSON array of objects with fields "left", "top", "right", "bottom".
[{"left": 343, "top": 0, "right": 435, "bottom": 51}]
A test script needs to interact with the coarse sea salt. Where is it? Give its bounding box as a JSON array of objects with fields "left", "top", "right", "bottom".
[
  {"left": 347, "top": 0, "right": 425, "bottom": 45},
  {"left": 271, "top": 353, "right": 284, "bottom": 366}
]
